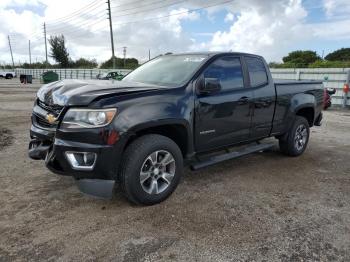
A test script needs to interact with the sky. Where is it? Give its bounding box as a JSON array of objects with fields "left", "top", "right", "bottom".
[{"left": 0, "top": 0, "right": 350, "bottom": 65}]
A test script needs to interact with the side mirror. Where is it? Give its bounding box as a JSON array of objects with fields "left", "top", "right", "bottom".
[{"left": 198, "top": 78, "right": 221, "bottom": 94}]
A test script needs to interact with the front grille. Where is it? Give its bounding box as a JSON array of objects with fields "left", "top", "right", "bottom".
[
  {"left": 33, "top": 99, "right": 64, "bottom": 130},
  {"left": 37, "top": 100, "right": 63, "bottom": 116},
  {"left": 34, "top": 115, "right": 56, "bottom": 129}
]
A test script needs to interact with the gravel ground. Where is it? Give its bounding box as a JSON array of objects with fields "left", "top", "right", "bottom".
[{"left": 0, "top": 78, "right": 350, "bottom": 261}]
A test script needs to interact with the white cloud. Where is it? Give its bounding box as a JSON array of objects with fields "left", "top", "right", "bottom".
[
  {"left": 224, "top": 12, "right": 234, "bottom": 22},
  {"left": 323, "top": 0, "right": 350, "bottom": 18},
  {"left": 311, "top": 18, "right": 350, "bottom": 40},
  {"left": 194, "top": 0, "right": 350, "bottom": 62},
  {"left": 200, "top": 0, "right": 309, "bottom": 61}
]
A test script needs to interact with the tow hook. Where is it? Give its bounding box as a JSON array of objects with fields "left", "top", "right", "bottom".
[{"left": 28, "top": 139, "right": 51, "bottom": 160}]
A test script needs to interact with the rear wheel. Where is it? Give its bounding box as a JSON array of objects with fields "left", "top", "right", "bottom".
[
  {"left": 120, "top": 134, "right": 183, "bottom": 205},
  {"left": 279, "top": 116, "right": 310, "bottom": 156}
]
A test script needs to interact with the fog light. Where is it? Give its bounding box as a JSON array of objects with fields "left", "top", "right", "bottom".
[{"left": 65, "top": 152, "right": 97, "bottom": 170}]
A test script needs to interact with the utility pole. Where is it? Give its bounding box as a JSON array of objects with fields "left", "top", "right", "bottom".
[
  {"left": 107, "top": 0, "right": 116, "bottom": 69},
  {"left": 123, "top": 46, "right": 127, "bottom": 68},
  {"left": 149, "top": 49, "right": 151, "bottom": 61},
  {"left": 29, "top": 40, "right": 32, "bottom": 65},
  {"left": 43, "top": 22, "right": 48, "bottom": 64},
  {"left": 7, "top": 35, "right": 15, "bottom": 69}
]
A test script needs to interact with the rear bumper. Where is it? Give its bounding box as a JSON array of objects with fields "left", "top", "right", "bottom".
[{"left": 29, "top": 124, "right": 126, "bottom": 180}]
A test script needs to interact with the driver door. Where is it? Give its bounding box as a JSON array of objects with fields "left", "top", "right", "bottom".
[{"left": 194, "top": 56, "right": 253, "bottom": 152}]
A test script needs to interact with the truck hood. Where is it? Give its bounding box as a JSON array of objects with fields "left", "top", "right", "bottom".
[{"left": 37, "top": 79, "right": 163, "bottom": 106}]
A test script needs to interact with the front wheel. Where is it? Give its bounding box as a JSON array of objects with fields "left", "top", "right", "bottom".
[
  {"left": 279, "top": 116, "right": 310, "bottom": 156},
  {"left": 120, "top": 134, "right": 183, "bottom": 205}
]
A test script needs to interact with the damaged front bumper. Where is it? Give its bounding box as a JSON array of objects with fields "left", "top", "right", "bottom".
[{"left": 28, "top": 124, "right": 126, "bottom": 198}]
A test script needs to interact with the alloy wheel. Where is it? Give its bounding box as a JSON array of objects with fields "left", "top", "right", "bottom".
[
  {"left": 139, "top": 150, "right": 176, "bottom": 195},
  {"left": 294, "top": 124, "right": 308, "bottom": 151}
]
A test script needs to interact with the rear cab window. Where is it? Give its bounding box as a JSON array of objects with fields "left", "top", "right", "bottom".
[{"left": 245, "top": 56, "right": 268, "bottom": 87}]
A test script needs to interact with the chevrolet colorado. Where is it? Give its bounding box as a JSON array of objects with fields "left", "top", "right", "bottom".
[{"left": 28, "top": 52, "right": 323, "bottom": 205}]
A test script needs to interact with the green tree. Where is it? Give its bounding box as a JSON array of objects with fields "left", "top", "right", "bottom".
[
  {"left": 48, "top": 35, "right": 70, "bottom": 67},
  {"left": 308, "top": 60, "right": 350, "bottom": 68},
  {"left": 282, "top": 50, "right": 321, "bottom": 68},
  {"left": 71, "top": 58, "right": 98, "bottom": 68},
  {"left": 100, "top": 56, "right": 139, "bottom": 69},
  {"left": 22, "top": 62, "right": 53, "bottom": 69},
  {"left": 325, "top": 48, "right": 350, "bottom": 61}
]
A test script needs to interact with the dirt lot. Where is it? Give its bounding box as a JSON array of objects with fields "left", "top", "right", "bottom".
[{"left": 0, "top": 78, "right": 350, "bottom": 261}]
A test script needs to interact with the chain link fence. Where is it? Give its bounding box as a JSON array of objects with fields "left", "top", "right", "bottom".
[{"left": 14, "top": 68, "right": 132, "bottom": 81}]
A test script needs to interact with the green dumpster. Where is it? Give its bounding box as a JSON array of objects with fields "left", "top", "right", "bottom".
[{"left": 42, "top": 71, "right": 59, "bottom": 84}]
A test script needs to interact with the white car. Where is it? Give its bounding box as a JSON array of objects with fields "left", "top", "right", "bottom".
[{"left": 0, "top": 71, "right": 16, "bottom": 79}]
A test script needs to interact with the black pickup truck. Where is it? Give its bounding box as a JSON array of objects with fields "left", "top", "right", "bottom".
[{"left": 29, "top": 52, "right": 323, "bottom": 205}]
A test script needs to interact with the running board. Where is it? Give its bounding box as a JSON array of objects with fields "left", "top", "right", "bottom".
[{"left": 191, "top": 143, "right": 274, "bottom": 170}]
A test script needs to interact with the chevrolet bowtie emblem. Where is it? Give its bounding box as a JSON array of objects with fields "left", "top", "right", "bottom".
[{"left": 45, "top": 114, "right": 57, "bottom": 124}]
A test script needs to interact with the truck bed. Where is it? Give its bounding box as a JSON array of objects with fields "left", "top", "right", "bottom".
[{"left": 273, "top": 79, "right": 323, "bottom": 85}]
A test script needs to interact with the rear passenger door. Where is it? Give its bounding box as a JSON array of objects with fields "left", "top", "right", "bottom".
[
  {"left": 195, "top": 56, "right": 254, "bottom": 152},
  {"left": 244, "top": 56, "right": 276, "bottom": 139}
]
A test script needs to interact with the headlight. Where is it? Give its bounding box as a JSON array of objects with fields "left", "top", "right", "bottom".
[{"left": 61, "top": 108, "right": 117, "bottom": 129}]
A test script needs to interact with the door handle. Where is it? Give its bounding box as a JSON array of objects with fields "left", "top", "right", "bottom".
[{"left": 238, "top": 96, "right": 249, "bottom": 105}]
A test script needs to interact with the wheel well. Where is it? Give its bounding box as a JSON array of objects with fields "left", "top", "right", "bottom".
[
  {"left": 296, "top": 107, "right": 314, "bottom": 127},
  {"left": 126, "top": 124, "right": 188, "bottom": 157}
]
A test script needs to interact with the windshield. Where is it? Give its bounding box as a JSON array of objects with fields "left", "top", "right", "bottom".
[{"left": 122, "top": 55, "right": 208, "bottom": 87}]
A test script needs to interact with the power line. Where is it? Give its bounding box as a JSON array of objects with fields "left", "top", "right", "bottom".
[
  {"left": 11, "top": 0, "right": 234, "bottom": 60},
  {"left": 46, "top": 7, "right": 106, "bottom": 29},
  {"left": 46, "top": 0, "right": 104, "bottom": 25},
  {"left": 46, "top": 0, "right": 187, "bottom": 33},
  {"left": 112, "top": 0, "right": 234, "bottom": 26},
  {"left": 45, "top": 0, "right": 227, "bottom": 37},
  {"left": 111, "top": 0, "right": 188, "bottom": 19},
  {"left": 34, "top": 0, "right": 229, "bottom": 40},
  {"left": 46, "top": 17, "right": 107, "bottom": 35},
  {"left": 19, "top": 0, "right": 104, "bottom": 41},
  {"left": 110, "top": 0, "right": 185, "bottom": 13},
  {"left": 110, "top": 0, "right": 162, "bottom": 9},
  {"left": 51, "top": 0, "right": 234, "bottom": 42}
]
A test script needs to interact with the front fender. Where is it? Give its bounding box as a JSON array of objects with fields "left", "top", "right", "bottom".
[{"left": 111, "top": 90, "right": 195, "bottom": 156}]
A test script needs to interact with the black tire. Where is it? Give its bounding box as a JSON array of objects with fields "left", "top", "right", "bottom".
[
  {"left": 5, "top": 74, "right": 13, "bottom": 79},
  {"left": 279, "top": 116, "right": 310, "bottom": 157},
  {"left": 120, "top": 134, "right": 183, "bottom": 205}
]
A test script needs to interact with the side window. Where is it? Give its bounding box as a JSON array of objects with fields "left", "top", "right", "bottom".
[
  {"left": 203, "top": 57, "right": 244, "bottom": 91},
  {"left": 245, "top": 57, "right": 268, "bottom": 87}
]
